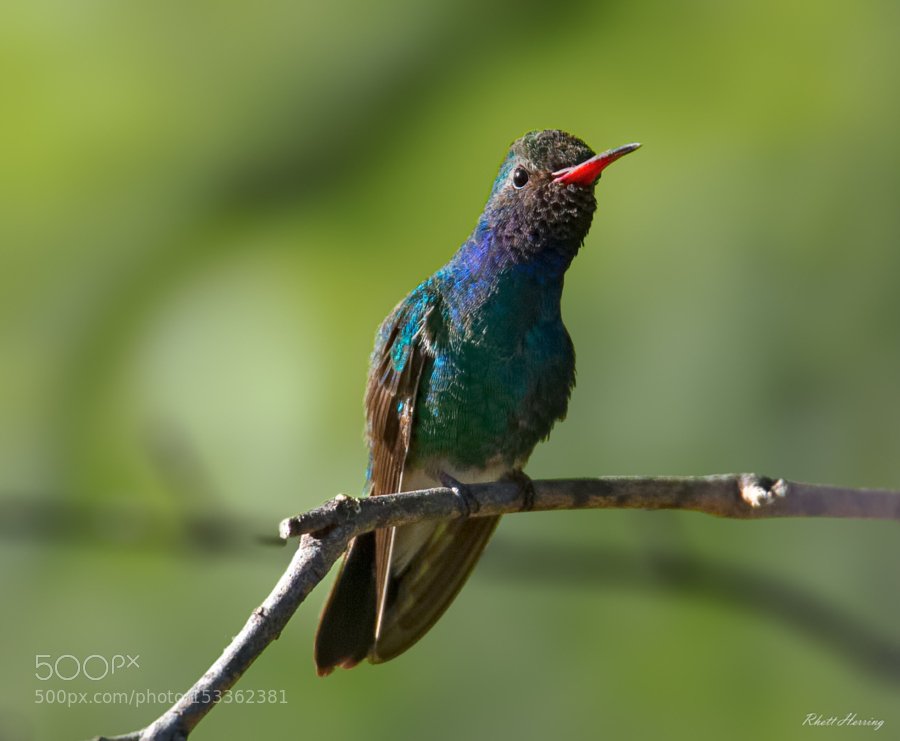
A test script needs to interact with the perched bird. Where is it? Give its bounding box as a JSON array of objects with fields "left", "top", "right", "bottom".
[{"left": 315, "top": 130, "right": 640, "bottom": 675}]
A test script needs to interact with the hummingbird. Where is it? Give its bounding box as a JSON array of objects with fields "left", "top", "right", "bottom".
[{"left": 314, "top": 130, "right": 640, "bottom": 675}]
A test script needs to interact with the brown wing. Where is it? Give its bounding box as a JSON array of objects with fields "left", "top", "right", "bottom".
[
  {"left": 366, "top": 306, "right": 431, "bottom": 501},
  {"left": 366, "top": 302, "right": 433, "bottom": 618}
]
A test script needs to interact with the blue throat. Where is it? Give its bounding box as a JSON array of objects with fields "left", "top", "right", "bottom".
[{"left": 438, "top": 216, "right": 578, "bottom": 331}]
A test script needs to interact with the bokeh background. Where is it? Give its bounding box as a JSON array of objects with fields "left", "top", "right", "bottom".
[{"left": 2, "top": 0, "right": 899, "bottom": 739}]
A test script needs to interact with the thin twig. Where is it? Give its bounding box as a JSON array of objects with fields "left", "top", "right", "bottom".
[{"left": 95, "top": 474, "right": 900, "bottom": 741}]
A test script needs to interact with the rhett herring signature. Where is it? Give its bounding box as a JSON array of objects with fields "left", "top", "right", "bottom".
[{"left": 803, "top": 713, "right": 884, "bottom": 731}]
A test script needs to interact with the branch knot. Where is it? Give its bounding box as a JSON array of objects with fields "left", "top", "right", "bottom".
[
  {"left": 279, "top": 494, "right": 361, "bottom": 539},
  {"left": 739, "top": 474, "right": 788, "bottom": 508}
]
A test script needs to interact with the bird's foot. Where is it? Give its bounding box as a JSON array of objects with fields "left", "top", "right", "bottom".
[
  {"left": 504, "top": 469, "right": 536, "bottom": 511},
  {"left": 438, "top": 471, "right": 480, "bottom": 518}
]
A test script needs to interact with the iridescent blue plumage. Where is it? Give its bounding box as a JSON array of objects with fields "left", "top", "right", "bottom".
[{"left": 314, "top": 130, "right": 640, "bottom": 674}]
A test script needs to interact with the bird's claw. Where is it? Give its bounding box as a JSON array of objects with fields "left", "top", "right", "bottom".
[
  {"left": 439, "top": 472, "right": 479, "bottom": 517},
  {"left": 504, "top": 469, "right": 536, "bottom": 511}
]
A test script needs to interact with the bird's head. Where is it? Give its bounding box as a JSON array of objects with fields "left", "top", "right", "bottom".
[{"left": 481, "top": 130, "right": 640, "bottom": 267}]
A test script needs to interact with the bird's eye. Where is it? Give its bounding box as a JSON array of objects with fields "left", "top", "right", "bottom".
[{"left": 512, "top": 166, "right": 529, "bottom": 189}]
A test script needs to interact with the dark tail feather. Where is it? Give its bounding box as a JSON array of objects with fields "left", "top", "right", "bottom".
[
  {"left": 372, "top": 515, "right": 501, "bottom": 663},
  {"left": 314, "top": 532, "right": 377, "bottom": 676}
]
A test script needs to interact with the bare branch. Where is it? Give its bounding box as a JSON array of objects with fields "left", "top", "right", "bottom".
[
  {"left": 281, "top": 474, "right": 900, "bottom": 538},
  {"left": 95, "top": 474, "right": 900, "bottom": 741}
]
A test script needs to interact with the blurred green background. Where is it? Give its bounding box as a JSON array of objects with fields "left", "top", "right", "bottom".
[{"left": 2, "top": 0, "right": 899, "bottom": 739}]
